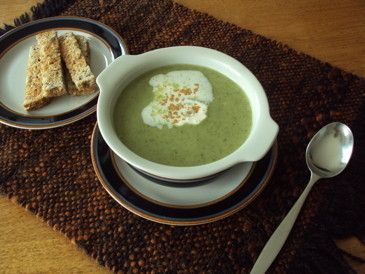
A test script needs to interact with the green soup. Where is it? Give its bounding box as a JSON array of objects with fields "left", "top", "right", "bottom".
[{"left": 114, "top": 65, "right": 252, "bottom": 166}]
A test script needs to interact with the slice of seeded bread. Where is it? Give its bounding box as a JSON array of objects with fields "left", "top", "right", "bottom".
[
  {"left": 24, "top": 44, "right": 51, "bottom": 110},
  {"left": 59, "top": 32, "right": 96, "bottom": 95},
  {"left": 36, "top": 30, "right": 66, "bottom": 97},
  {"left": 60, "top": 34, "right": 92, "bottom": 95}
]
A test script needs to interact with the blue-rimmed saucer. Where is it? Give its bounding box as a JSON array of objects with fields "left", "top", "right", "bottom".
[
  {"left": 91, "top": 123, "right": 278, "bottom": 225},
  {"left": 0, "top": 16, "right": 128, "bottom": 129}
]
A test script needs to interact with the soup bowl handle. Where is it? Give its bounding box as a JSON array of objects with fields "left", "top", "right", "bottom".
[
  {"left": 96, "top": 55, "right": 133, "bottom": 93},
  {"left": 236, "top": 118, "right": 279, "bottom": 163}
]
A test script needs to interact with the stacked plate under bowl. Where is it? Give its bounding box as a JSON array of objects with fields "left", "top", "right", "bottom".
[{"left": 91, "top": 124, "right": 277, "bottom": 225}]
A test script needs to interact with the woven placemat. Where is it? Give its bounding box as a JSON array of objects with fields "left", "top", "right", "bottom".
[{"left": 1, "top": 0, "right": 364, "bottom": 273}]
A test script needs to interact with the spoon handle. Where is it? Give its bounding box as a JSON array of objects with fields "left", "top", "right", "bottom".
[{"left": 250, "top": 173, "right": 319, "bottom": 274}]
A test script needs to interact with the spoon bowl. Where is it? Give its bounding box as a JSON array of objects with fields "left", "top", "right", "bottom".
[{"left": 306, "top": 122, "right": 354, "bottom": 178}]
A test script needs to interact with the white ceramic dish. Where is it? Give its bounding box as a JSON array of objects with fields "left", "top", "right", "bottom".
[
  {"left": 113, "top": 154, "right": 254, "bottom": 208},
  {"left": 97, "top": 46, "right": 279, "bottom": 181},
  {"left": 91, "top": 124, "right": 278, "bottom": 225},
  {"left": 0, "top": 17, "right": 128, "bottom": 129}
]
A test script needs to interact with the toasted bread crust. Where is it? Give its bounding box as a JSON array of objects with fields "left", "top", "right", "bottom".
[
  {"left": 24, "top": 45, "right": 51, "bottom": 110},
  {"left": 76, "top": 35, "right": 90, "bottom": 62},
  {"left": 36, "top": 31, "right": 66, "bottom": 97},
  {"left": 59, "top": 32, "right": 96, "bottom": 95}
]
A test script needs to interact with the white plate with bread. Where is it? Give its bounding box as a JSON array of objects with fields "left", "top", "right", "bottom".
[{"left": 0, "top": 16, "right": 128, "bottom": 129}]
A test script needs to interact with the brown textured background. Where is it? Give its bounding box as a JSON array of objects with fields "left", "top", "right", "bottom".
[{"left": 0, "top": 0, "right": 364, "bottom": 273}]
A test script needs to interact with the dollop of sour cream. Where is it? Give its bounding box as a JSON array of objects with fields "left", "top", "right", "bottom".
[{"left": 142, "top": 70, "right": 214, "bottom": 129}]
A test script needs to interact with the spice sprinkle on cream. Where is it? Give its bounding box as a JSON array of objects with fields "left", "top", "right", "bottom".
[{"left": 142, "top": 70, "right": 214, "bottom": 128}]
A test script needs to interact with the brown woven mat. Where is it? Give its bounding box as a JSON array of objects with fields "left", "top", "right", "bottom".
[{"left": 1, "top": 0, "right": 365, "bottom": 273}]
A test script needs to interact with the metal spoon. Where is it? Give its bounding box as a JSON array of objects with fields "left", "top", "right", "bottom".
[{"left": 250, "top": 122, "right": 354, "bottom": 274}]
